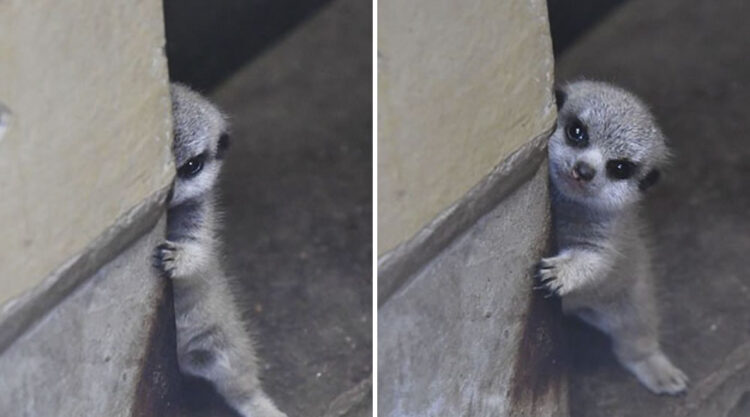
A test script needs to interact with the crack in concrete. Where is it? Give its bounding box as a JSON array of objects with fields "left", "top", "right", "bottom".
[
  {"left": 323, "top": 377, "right": 372, "bottom": 417},
  {"left": 679, "top": 341, "right": 750, "bottom": 417}
]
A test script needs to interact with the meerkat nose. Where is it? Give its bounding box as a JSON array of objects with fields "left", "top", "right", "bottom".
[{"left": 573, "top": 161, "right": 596, "bottom": 182}]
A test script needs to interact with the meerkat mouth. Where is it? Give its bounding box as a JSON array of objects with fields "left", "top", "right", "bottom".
[
  {"left": 552, "top": 163, "right": 582, "bottom": 185},
  {"left": 554, "top": 167, "right": 595, "bottom": 198},
  {"left": 563, "top": 176, "right": 589, "bottom": 193}
]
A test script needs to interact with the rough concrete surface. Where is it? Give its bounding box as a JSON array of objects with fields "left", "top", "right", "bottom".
[
  {"left": 377, "top": 0, "right": 556, "bottom": 254},
  {"left": 0, "top": 218, "right": 176, "bottom": 417},
  {"left": 0, "top": 0, "right": 173, "bottom": 304},
  {"left": 175, "top": 0, "right": 372, "bottom": 416},
  {"left": 0, "top": 186, "right": 168, "bottom": 356},
  {"left": 379, "top": 165, "right": 568, "bottom": 417},
  {"left": 555, "top": 0, "right": 750, "bottom": 415},
  {"left": 378, "top": 133, "right": 550, "bottom": 304}
]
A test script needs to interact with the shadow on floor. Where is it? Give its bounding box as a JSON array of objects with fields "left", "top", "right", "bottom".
[
  {"left": 547, "top": 0, "right": 629, "bottom": 56},
  {"left": 163, "top": 0, "right": 334, "bottom": 91}
]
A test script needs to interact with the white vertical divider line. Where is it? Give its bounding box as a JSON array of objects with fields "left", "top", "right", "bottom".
[{"left": 372, "top": 0, "right": 379, "bottom": 414}]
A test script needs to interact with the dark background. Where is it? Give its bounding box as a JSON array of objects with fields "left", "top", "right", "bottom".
[
  {"left": 164, "top": 0, "right": 335, "bottom": 91},
  {"left": 546, "top": 0, "right": 627, "bottom": 56}
]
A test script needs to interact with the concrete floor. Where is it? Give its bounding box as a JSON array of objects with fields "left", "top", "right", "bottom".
[
  {"left": 556, "top": 0, "right": 750, "bottom": 415},
  {"left": 175, "top": 0, "right": 372, "bottom": 416}
]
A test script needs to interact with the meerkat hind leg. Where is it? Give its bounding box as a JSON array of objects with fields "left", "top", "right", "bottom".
[
  {"left": 597, "top": 304, "right": 688, "bottom": 395},
  {"left": 185, "top": 349, "right": 287, "bottom": 417},
  {"left": 178, "top": 328, "right": 287, "bottom": 417},
  {"left": 620, "top": 348, "right": 688, "bottom": 395},
  {"left": 210, "top": 366, "right": 287, "bottom": 417},
  {"left": 227, "top": 388, "right": 287, "bottom": 417}
]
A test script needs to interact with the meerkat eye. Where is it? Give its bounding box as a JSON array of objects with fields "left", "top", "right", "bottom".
[
  {"left": 565, "top": 119, "right": 588, "bottom": 147},
  {"left": 606, "top": 159, "right": 637, "bottom": 180},
  {"left": 177, "top": 154, "right": 206, "bottom": 178}
]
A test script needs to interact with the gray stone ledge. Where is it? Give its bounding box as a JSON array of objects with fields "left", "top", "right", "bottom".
[
  {"left": 0, "top": 184, "right": 171, "bottom": 354},
  {"left": 378, "top": 129, "right": 553, "bottom": 306}
]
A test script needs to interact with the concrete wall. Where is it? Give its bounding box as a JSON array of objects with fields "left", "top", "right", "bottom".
[
  {"left": 378, "top": 0, "right": 565, "bottom": 415},
  {"left": 0, "top": 1, "right": 178, "bottom": 414},
  {"left": 378, "top": 0, "right": 556, "bottom": 254},
  {"left": 0, "top": 0, "right": 174, "bottom": 306},
  {"left": 379, "top": 166, "right": 566, "bottom": 417},
  {"left": 0, "top": 218, "right": 183, "bottom": 417}
]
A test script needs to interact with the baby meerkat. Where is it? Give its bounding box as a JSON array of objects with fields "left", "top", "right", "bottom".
[
  {"left": 153, "top": 83, "right": 287, "bottom": 417},
  {"left": 536, "top": 80, "right": 688, "bottom": 395}
]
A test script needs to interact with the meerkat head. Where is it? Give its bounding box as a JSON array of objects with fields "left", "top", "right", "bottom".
[
  {"left": 168, "top": 83, "right": 230, "bottom": 207},
  {"left": 548, "top": 80, "right": 669, "bottom": 212}
]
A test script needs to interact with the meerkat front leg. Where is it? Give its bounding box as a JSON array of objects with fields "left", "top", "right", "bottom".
[
  {"left": 535, "top": 247, "right": 614, "bottom": 296},
  {"left": 153, "top": 238, "right": 213, "bottom": 279},
  {"left": 153, "top": 200, "right": 216, "bottom": 279}
]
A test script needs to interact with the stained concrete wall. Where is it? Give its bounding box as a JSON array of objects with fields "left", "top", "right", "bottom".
[
  {"left": 379, "top": 166, "right": 567, "bottom": 417},
  {"left": 378, "top": 0, "right": 564, "bottom": 415},
  {"left": 0, "top": 0, "right": 174, "bottom": 306},
  {"left": 0, "top": 218, "right": 182, "bottom": 417},
  {"left": 378, "top": 0, "right": 556, "bottom": 254},
  {"left": 0, "top": 1, "right": 177, "bottom": 413}
]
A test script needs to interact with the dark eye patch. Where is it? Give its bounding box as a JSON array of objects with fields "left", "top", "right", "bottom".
[
  {"left": 216, "top": 133, "right": 230, "bottom": 159},
  {"left": 639, "top": 169, "right": 661, "bottom": 191},
  {"left": 177, "top": 152, "right": 207, "bottom": 179},
  {"left": 606, "top": 159, "right": 637, "bottom": 180},
  {"left": 554, "top": 87, "right": 567, "bottom": 109},
  {"left": 565, "top": 118, "right": 588, "bottom": 148}
]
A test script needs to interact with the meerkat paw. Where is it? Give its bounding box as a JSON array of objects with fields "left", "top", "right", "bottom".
[
  {"left": 623, "top": 352, "right": 688, "bottom": 395},
  {"left": 153, "top": 240, "right": 210, "bottom": 278},
  {"left": 152, "top": 241, "right": 184, "bottom": 279},
  {"left": 235, "top": 394, "right": 287, "bottom": 417},
  {"left": 534, "top": 255, "right": 572, "bottom": 297}
]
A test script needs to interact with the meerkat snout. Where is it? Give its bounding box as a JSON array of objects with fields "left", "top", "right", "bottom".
[
  {"left": 572, "top": 161, "right": 596, "bottom": 182},
  {"left": 548, "top": 81, "right": 669, "bottom": 211}
]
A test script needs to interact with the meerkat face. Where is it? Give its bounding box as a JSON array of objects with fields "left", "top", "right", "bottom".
[
  {"left": 169, "top": 83, "right": 230, "bottom": 207},
  {"left": 548, "top": 81, "right": 668, "bottom": 212}
]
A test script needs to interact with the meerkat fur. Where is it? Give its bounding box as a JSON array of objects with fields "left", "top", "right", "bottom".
[
  {"left": 536, "top": 80, "right": 688, "bottom": 395},
  {"left": 153, "top": 83, "right": 287, "bottom": 417}
]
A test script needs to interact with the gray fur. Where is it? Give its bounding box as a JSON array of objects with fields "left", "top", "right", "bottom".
[
  {"left": 538, "top": 80, "right": 688, "bottom": 394},
  {"left": 154, "top": 83, "right": 286, "bottom": 417},
  {"left": 166, "top": 199, "right": 204, "bottom": 242}
]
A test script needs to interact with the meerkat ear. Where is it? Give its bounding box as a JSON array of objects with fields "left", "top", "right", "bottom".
[
  {"left": 554, "top": 87, "right": 567, "bottom": 109},
  {"left": 216, "top": 132, "right": 230, "bottom": 159},
  {"left": 638, "top": 169, "right": 661, "bottom": 191}
]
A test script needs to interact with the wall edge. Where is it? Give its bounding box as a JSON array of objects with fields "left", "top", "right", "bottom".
[
  {"left": 0, "top": 184, "right": 172, "bottom": 354},
  {"left": 378, "top": 126, "right": 553, "bottom": 306}
]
